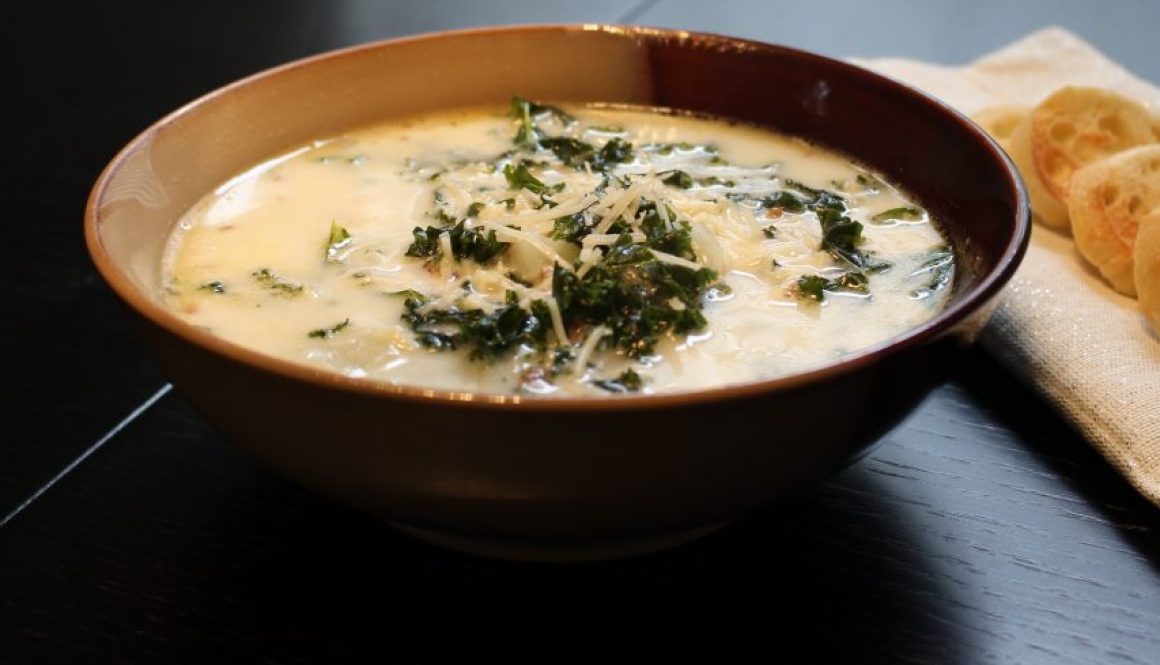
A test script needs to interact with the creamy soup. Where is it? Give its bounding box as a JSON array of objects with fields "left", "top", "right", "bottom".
[{"left": 162, "top": 100, "right": 953, "bottom": 396}]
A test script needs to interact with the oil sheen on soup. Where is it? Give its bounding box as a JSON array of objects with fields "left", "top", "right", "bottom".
[{"left": 162, "top": 99, "right": 954, "bottom": 396}]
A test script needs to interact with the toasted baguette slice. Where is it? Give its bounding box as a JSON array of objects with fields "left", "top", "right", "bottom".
[
  {"left": 971, "top": 106, "right": 1027, "bottom": 151},
  {"left": 1009, "top": 111, "right": 1071, "bottom": 230},
  {"left": 1029, "top": 86, "right": 1154, "bottom": 203},
  {"left": 1070, "top": 145, "right": 1160, "bottom": 296},
  {"left": 1134, "top": 209, "right": 1160, "bottom": 331}
]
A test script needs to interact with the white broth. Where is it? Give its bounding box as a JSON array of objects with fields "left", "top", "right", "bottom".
[{"left": 162, "top": 101, "right": 953, "bottom": 396}]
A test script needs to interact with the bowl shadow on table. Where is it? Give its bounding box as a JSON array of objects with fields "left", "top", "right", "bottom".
[{"left": 233, "top": 467, "right": 978, "bottom": 663}]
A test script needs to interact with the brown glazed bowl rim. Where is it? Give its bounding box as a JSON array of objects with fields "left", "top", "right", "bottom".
[{"left": 85, "top": 23, "right": 1031, "bottom": 413}]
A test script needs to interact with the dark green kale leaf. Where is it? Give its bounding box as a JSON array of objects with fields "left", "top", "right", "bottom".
[
  {"left": 871, "top": 206, "right": 924, "bottom": 223},
  {"left": 778, "top": 183, "right": 892, "bottom": 274},
  {"left": 388, "top": 289, "right": 429, "bottom": 307},
  {"left": 795, "top": 271, "right": 870, "bottom": 303},
  {"left": 404, "top": 226, "right": 444, "bottom": 260},
  {"left": 696, "top": 175, "right": 735, "bottom": 187},
  {"left": 909, "top": 245, "right": 954, "bottom": 299},
  {"left": 400, "top": 293, "right": 552, "bottom": 360},
  {"left": 550, "top": 212, "right": 591, "bottom": 245},
  {"left": 251, "top": 268, "right": 304, "bottom": 296},
  {"left": 855, "top": 173, "right": 886, "bottom": 193},
  {"left": 325, "top": 221, "right": 353, "bottom": 263},
  {"left": 404, "top": 222, "right": 509, "bottom": 264},
  {"left": 638, "top": 200, "right": 696, "bottom": 261},
  {"left": 503, "top": 163, "right": 562, "bottom": 195},
  {"left": 642, "top": 141, "right": 718, "bottom": 157},
  {"left": 449, "top": 221, "right": 508, "bottom": 264},
  {"left": 661, "top": 170, "right": 694, "bottom": 189},
  {"left": 783, "top": 179, "right": 825, "bottom": 198},
  {"left": 550, "top": 237, "right": 718, "bottom": 358},
  {"left": 539, "top": 135, "right": 633, "bottom": 172},
  {"left": 796, "top": 275, "right": 828, "bottom": 302},
  {"left": 763, "top": 190, "right": 807, "bottom": 214},
  {"left": 590, "top": 138, "right": 633, "bottom": 171},
  {"left": 540, "top": 136, "right": 595, "bottom": 168},
  {"left": 198, "top": 280, "right": 226, "bottom": 294},
  {"left": 509, "top": 96, "right": 575, "bottom": 150},
  {"left": 592, "top": 369, "right": 643, "bottom": 393},
  {"left": 307, "top": 318, "right": 350, "bottom": 339}
]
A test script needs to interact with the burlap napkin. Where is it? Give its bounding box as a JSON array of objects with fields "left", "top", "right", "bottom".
[{"left": 854, "top": 28, "right": 1160, "bottom": 506}]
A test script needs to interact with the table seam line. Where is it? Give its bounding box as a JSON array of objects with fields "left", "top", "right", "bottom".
[
  {"left": 0, "top": 383, "right": 173, "bottom": 528},
  {"left": 617, "top": 0, "right": 660, "bottom": 24}
]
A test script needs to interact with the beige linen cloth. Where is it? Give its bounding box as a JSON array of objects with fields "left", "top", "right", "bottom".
[{"left": 854, "top": 28, "right": 1160, "bottom": 506}]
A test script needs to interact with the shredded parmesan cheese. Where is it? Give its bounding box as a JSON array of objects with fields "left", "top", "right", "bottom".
[{"left": 573, "top": 325, "right": 609, "bottom": 374}]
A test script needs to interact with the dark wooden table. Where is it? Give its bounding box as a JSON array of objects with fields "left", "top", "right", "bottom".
[{"left": 4, "top": 2, "right": 1158, "bottom": 662}]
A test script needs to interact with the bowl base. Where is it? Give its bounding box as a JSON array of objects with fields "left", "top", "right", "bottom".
[{"left": 390, "top": 520, "right": 732, "bottom": 563}]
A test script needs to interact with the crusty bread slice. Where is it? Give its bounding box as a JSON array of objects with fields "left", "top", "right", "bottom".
[
  {"left": 1070, "top": 145, "right": 1160, "bottom": 296},
  {"left": 1029, "top": 86, "right": 1154, "bottom": 203},
  {"left": 1009, "top": 110, "right": 1072, "bottom": 230},
  {"left": 971, "top": 106, "right": 1027, "bottom": 151},
  {"left": 1133, "top": 209, "right": 1160, "bottom": 331}
]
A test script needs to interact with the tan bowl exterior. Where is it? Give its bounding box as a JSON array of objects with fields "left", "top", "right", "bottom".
[{"left": 86, "top": 25, "right": 1029, "bottom": 556}]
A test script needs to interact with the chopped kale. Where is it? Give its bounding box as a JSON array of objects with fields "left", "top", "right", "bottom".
[
  {"left": 591, "top": 138, "right": 633, "bottom": 171},
  {"left": 549, "top": 238, "right": 718, "bottom": 358},
  {"left": 450, "top": 222, "right": 508, "bottom": 263},
  {"left": 762, "top": 226, "right": 778, "bottom": 239},
  {"left": 783, "top": 179, "right": 825, "bottom": 198},
  {"left": 834, "top": 271, "right": 870, "bottom": 293},
  {"left": 401, "top": 295, "right": 552, "bottom": 360},
  {"left": 642, "top": 141, "right": 718, "bottom": 157},
  {"left": 251, "top": 268, "right": 303, "bottom": 296},
  {"left": 763, "top": 191, "right": 807, "bottom": 214},
  {"left": 871, "top": 206, "right": 925, "bottom": 223},
  {"left": 776, "top": 182, "right": 892, "bottom": 274},
  {"left": 696, "top": 176, "right": 735, "bottom": 187},
  {"left": 661, "top": 170, "right": 694, "bottom": 189},
  {"left": 503, "top": 163, "right": 562, "bottom": 195},
  {"left": 538, "top": 135, "right": 634, "bottom": 172},
  {"left": 909, "top": 245, "right": 954, "bottom": 299},
  {"left": 308, "top": 318, "right": 350, "bottom": 339},
  {"left": 604, "top": 217, "right": 633, "bottom": 236},
  {"left": 823, "top": 216, "right": 891, "bottom": 274},
  {"left": 509, "top": 96, "right": 575, "bottom": 149},
  {"left": 795, "top": 271, "right": 871, "bottom": 303},
  {"left": 796, "top": 275, "right": 828, "bottom": 302},
  {"left": 404, "top": 226, "right": 443, "bottom": 260},
  {"left": 466, "top": 202, "right": 485, "bottom": 218},
  {"left": 388, "top": 289, "right": 429, "bottom": 307},
  {"left": 638, "top": 200, "right": 696, "bottom": 261},
  {"left": 198, "top": 280, "right": 226, "bottom": 294},
  {"left": 550, "top": 212, "right": 591, "bottom": 245},
  {"left": 592, "top": 369, "right": 644, "bottom": 393},
  {"left": 855, "top": 173, "right": 886, "bottom": 193},
  {"left": 404, "top": 221, "right": 509, "bottom": 264},
  {"left": 325, "top": 221, "right": 353, "bottom": 263},
  {"left": 540, "top": 136, "right": 594, "bottom": 168}
]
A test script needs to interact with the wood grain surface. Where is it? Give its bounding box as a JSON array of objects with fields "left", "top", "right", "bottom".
[{"left": 2, "top": 2, "right": 1157, "bottom": 663}]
